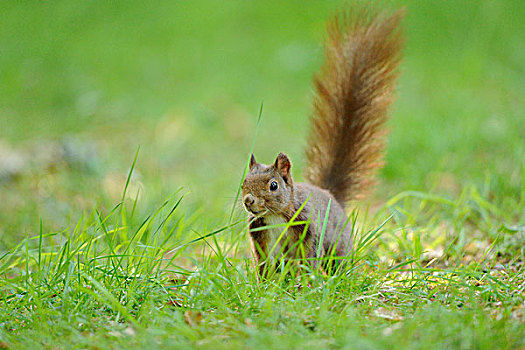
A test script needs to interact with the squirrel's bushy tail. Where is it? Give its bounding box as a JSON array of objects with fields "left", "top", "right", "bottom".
[{"left": 304, "top": 4, "right": 404, "bottom": 207}]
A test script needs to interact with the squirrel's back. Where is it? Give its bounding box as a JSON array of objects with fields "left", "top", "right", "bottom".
[{"left": 304, "top": 4, "right": 404, "bottom": 207}]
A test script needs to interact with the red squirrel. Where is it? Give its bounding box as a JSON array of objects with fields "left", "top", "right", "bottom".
[{"left": 242, "top": 4, "right": 404, "bottom": 276}]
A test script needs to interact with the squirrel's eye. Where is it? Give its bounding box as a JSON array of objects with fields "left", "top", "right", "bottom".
[{"left": 269, "top": 181, "right": 278, "bottom": 191}]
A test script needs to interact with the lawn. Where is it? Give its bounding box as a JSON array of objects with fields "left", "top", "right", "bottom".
[{"left": 0, "top": 0, "right": 523, "bottom": 349}]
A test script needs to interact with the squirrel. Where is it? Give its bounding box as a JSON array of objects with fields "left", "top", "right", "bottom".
[{"left": 242, "top": 4, "right": 404, "bottom": 277}]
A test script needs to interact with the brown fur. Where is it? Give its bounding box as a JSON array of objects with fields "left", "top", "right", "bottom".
[
  {"left": 242, "top": 3, "right": 404, "bottom": 276},
  {"left": 248, "top": 209, "right": 315, "bottom": 278},
  {"left": 248, "top": 216, "right": 270, "bottom": 277},
  {"left": 304, "top": 4, "right": 404, "bottom": 206},
  {"left": 243, "top": 154, "right": 351, "bottom": 276}
]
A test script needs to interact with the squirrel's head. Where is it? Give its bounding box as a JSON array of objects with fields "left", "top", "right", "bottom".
[{"left": 242, "top": 152, "right": 294, "bottom": 217}]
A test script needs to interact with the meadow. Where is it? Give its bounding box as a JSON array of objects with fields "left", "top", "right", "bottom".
[{"left": 0, "top": 0, "right": 523, "bottom": 348}]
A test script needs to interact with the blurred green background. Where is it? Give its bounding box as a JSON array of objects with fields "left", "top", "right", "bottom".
[{"left": 0, "top": 0, "right": 523, "bottom": 249}]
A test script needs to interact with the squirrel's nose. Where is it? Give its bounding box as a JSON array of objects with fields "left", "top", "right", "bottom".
[{"left": 243, "top": 195, "right": 255, "bottom": 208}]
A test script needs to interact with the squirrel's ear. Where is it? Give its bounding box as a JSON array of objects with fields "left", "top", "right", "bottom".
[
  {"left": 274, "top": 153, "right": 292, "bottom": 183},
  {"left": 249, "top": 154, "right": 257, "bottom": 170}
]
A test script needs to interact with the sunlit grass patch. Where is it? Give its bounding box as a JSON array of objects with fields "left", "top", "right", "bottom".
[{"left": 0, "top": 173, "right": 522, "bottom": 348}]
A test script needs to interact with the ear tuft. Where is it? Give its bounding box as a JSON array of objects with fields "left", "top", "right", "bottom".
[
  {"left": 249, "top": 154, "right": 257, "bottom": 170},
  {"left": 274, "top": 153, "right": 292, "bottom": 183}
]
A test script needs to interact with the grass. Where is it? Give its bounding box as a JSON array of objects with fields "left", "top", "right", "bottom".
[
  {"left": 0, "top": 0, "right": 524, "bottom": 348},
  {"left": 0, "top": 184, "right": 522, "bottom": 348}
]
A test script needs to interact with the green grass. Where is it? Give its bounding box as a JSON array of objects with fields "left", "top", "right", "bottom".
[
  {"left": 0, "top": 0, "right": 524, "bottom": 348},
  {"left": 0, "top": 186, "right": 523, "bottom": 348}
]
